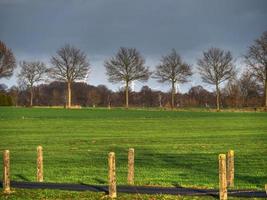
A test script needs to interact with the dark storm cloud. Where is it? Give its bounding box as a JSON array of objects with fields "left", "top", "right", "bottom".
[{"left": 0, "top": 0, "right": 267, "bottom": 91}]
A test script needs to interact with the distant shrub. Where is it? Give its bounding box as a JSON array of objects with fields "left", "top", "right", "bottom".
[{"left": 0, "top": 93, "right": 13, "bottom": 106}]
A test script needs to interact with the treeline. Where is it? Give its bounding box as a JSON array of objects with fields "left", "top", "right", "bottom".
[
  {"left": 0, "top": 79, "right": 262, "bottom": 108},
  {"left": 0, "top": 31, "right": 266, "bottom": 110},
  {"left": 0, "top": 92, "right": 13, "bottom": 106}
]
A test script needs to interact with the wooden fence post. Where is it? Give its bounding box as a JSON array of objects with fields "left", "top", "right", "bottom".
[
  {"left": 219, "top": 154, "right": 227, "bottom": 200},
  {"left": 37, "top": 146, "right": 43, "bottom": 182},
  {"left": 127, "top": 148, "right": 134, "bottom": 185},
  {"left": 108, "top": 152, "right": 116, "bottom": 198},
  {"left": 227, "top": 150, "right": 234, "bottom": 187},
  {"left": 3, "top": 150, "right": 11, "bottom": 193}
]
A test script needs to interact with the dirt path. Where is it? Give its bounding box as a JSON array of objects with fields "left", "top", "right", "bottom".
[{"left": 1, "top": 181, "right": 266, "bottom": 198}]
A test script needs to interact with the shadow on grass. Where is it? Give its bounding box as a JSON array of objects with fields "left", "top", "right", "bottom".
[
  {"left": 237, "top": 175, "right": 267, "bottom": 188},
  {"left": 79, "top": 182, "right": 108, "bottom": 194},
  {"left": 14, "top": 174, "right": 31, "bottom": 182},
  {"left": 93, "top": 177, "right": 106, "bottom": 184},
  {"left": 137, "top": 149, "right": 266, "bottom": 190},
  {"left": 137, "top": 150, "right": 218, "bottom": 179},
  {"left": 171, "top": 183, "right": 218, "bottom": 199}
]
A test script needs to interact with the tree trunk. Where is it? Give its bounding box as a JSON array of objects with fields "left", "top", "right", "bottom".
[
  {"left": 159, "top": 94, "right": 162, "bottom": 108},
  {"left": 265, "top": 66, "right": 267, "bottom": 111},
  {"left": 216, "top": 83, "right": 220, "bottom": 112},
  {"left": 30, "top": 86, "right": 33, "bottom": 107},
  {"left": 67, "top": 81, "right": 71, "bottom": 108},
  {"left": 125, "top": 81, "right": 129, "bottom": 108},
  {"left": 171, "top": 81, "right": 176, "bottom": 109}
]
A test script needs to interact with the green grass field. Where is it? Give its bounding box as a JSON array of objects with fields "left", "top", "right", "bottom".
[{"left": 0, "top": 107, "right": 266, "bottom": 199}]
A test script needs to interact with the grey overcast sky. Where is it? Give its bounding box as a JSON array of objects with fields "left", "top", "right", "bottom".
[{"left": 0, "top": 0, "right": 267, "bottom": 92}]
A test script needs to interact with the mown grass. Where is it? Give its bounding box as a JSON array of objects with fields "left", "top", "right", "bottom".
[
  {"left": 0, "top": 188, "right": 263, "bottom": 200},
  {"left": 0, "top": 107, "right": 266, "bottom": 199}
]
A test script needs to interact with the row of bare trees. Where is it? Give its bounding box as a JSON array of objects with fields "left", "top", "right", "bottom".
[
  {"left": 0, "top": 31, "right": 266, "bottom": 110},
  {"left": 15, "top": 45, "right": 91, "bottom": 108},
  {"left": 104, "top": 47, "right": 235, "bottom": 111}
]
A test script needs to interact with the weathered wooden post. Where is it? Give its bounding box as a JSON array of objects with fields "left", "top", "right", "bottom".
[
  {"left": 219, "top": 154, "right": 227, "bottom": 200},
  {"left": 127, "top": 148, "right": 134, "bottom": 185},
  {"left": 108, "top": 152, "right": 116, "bottom": 198},
  {"left": 227, "top": 150, "right": 234, "bottom": 187},
  {"left": 37, "top": 146, "right": 43, "bottom": 182},
  {"left": 3, "top": 150, "right": 11, "bottom": 193}
]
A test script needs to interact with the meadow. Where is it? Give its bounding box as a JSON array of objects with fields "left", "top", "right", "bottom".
[{"left": 0, "top": 107, "right": 266, "bottom": 199}]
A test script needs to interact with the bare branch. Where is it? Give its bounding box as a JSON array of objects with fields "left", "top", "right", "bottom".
[
  {"left": 104, "top": 47, "right": 151, "bottom": 84},
  {"left": 153, "top": 49, "right": 192, "bottom": 84},
  {"left": 49, "top": 44, "right": 90, "bottom": 83},
  {"left": 197, "top": 48, "right": 235, "bottom": 86},
  {"left": 244, "top": 31, "right": 267, "bottom": 109},
  {"left": 17, "top": 61, "right": 47, "bottom": 87},
  {"left": 0, "top": 41, "right": 16, "bottom": 79},
  {"left": 244, "top": 31, "right": 267, "bottom": 85}
]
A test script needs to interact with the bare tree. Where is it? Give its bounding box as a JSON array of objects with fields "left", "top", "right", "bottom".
[
  {"left": 8, "top": 86, "right": 19, "bottom": 106},
  {"left": 17, "top": 61, "right": 47, "bottom": 106},
  {"left": 104, "top": 47, "right": 151, "bottom": 108},
  {"left": 244, "top": 31, "right": 267, "bottom": 110},
  {"left": 197, "top": 47, "right": 235, "bottom": 111},
  {"left": 222, "top": 77, "right": 241, "bottom": 108},
  {"left": 238, "top": 71, "right": 260, "bottom": 107},
  {"left": 153, "top": 49, "right": 192, "bottom": 109},
  {"left": 0, "top": 41, "right": 16, "bottom": 79},
  {"left": 87, "top": 89, "right": 101, "bottom": 107},
  {"left": 49, "top": 44, "right": 90, "bottom": 108}
]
